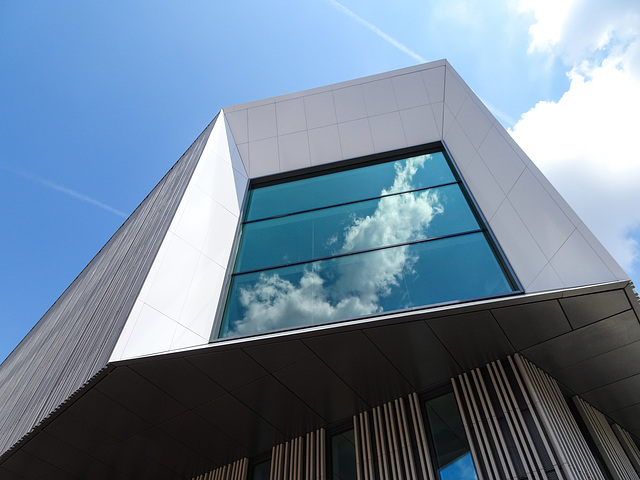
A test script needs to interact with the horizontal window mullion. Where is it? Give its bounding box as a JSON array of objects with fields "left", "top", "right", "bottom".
[
  {"left": 244, "top": 181, "right": 459, "bottom": 224},
  {"left": 232, "top": 228, "right": 485, "bottom": 277}
]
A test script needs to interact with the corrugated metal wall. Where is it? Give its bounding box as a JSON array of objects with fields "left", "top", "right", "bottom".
[{"left": 0, "top": 118, "right": 215, "bottom": 458}]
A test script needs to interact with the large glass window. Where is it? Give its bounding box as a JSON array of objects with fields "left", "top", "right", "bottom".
[{"left": 218, "top": 149, "right": 518, "bottom": 338}]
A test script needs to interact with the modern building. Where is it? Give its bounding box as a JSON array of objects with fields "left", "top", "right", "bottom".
[{"left": 1, "top": 60, "right": 640, "bottom": 480}]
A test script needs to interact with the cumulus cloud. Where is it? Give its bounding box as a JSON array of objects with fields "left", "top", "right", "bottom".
[
  {"left": 511, "top": 0, "right": 640, "bottom": 277},
  {"left": 519, "top": 0, "right": 640, "bottom": 62},
  {"left": 229, "top": 157, "right": 444, "bottom": 336}
]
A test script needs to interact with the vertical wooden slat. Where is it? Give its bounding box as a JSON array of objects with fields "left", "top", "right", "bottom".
[
  {"left": 470, "top": 367, "right": 515, "bottom": 479},
  {"left": 320, "top": 428, "right": 326, "bottom": 480},
  {"left": 495, "top": 360, "right": 545, "bottom": 480},
  {"left": 507, "top": 356, "right": 564, "bottom": 480},
  {"left": 354, "top": 415, "right": 363, "bottom": 480},
  {"left": 373, "top": 406, "right": 389, "bottom": 480},
  {"left": 453, "top": 377, "right": 486, "bottom": 480},
  {"left": 462, "top": 372, "right": 501, "bottom": 479},
  {"left": 364, "top": 412, "right": 375, "bottom": 480},
  {"left": 383, "top": 402, "right": 399, "bottom": 480}
]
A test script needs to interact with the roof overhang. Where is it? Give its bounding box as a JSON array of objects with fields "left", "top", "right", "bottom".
[{"left": 2, "top": 280, "right": 639, "bottom": 479}]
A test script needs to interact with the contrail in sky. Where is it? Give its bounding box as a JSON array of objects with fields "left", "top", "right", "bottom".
[
  {"left": 1, "top": 163, "right": 128, "bottom": 218},
  {"left": 326, "top": 1, "right": 518, "bottom": 129},
  {"left": 326, "top": 0, "right": 427, "bottom": 63}
]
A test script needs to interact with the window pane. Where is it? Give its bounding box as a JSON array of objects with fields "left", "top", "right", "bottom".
[
  {"left": 426, "top": 392, "right": 479, "bottom": 480},
  {"left": 235, "top": 184, "right": 478, "bottom": 273},
  {"left": 331, "top": 430, "right": 357, "bottom": 480},
  {"left": 219, "top": 148, "right": 519, "bottom": 339},
  {"left": 221, "top": 233, "right": 514, "bottom": 338},
  {"left": 250, "top": 460, "right": 271, "bottom": 480},
  {"left": 246, "top": 152, "right": 455, "bottom": 221}
]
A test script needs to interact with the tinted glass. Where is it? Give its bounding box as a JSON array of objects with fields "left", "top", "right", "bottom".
[
  {"left": 235, "top": 184, "right": 479, "bottom": 273},
  {"left": 221, "top": 233, "right": 514, "bottom": 337},
  {"left": 246, "top": 152, "right": 455, "bottom": 221},
  {"left": 250, "top": 460, "right": 271, "bottom": 480},
  {"left": 219, "top": 149, "right": 517, "bottom": 339},
  {"left": 331, "top": 430, "right": 357, "bottom": 480},
  {"left": 426, "top": 392, "right": 479, "bottom": 480}
]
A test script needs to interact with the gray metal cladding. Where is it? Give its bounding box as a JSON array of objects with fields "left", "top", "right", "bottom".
[{"left": 0, "top": 117, "right": 216, "bottom": 458}]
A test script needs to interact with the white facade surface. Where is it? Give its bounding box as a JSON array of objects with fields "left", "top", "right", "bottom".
[
  {"left": 223, "top": 60, "right": 627, "bottom": 295},
  {"left": 111, "top": 113, "right": 248, "bottom": 361},
  {"left": 112, "top": 59, "right": 628, "bottom": 361}
]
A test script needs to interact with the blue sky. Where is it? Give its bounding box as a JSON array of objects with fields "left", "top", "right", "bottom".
[{"left": 1, "top": 0, "right": 639, "bottom": 363}]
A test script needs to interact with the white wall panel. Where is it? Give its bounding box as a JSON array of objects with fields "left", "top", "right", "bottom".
[
  {"left": 248, "top": 137, "right": 279, "bottom": 177},
  {"left": 120, "top": 303, "right": 178, "bottom": 359},
  {"left": 577, "top": 223, "right": 629, "bottom": 280},
  {"left": 490, "top": 199, "right": 549, "bottom": 289},
  {"left": 276, "top": 97, "right": 307, "bottom": 135},
  {"left": 202, "top": 201, "right": 240, "bottom": 268},
  {"left": 224, "top": 109, "right": 248, "bottom": 144},
  {"left": 508, "top": 168, "right": 576, "bottom": 260},
  {"left": 248, "top": 104, "right": 277, "bottom": 142},
  {"left": 143, "top": 234, "right": 201, "bottom": 323},
  {"left": 478, "top": 126, "right": 526, "bottom": 195},
  {"left": 456, "top": 96, "right": 492, "bottom": 149},
  {"left": 527, "top": 263, "right": 565, "bottom": 293},
  {"left": 392, "top": 71, "right": 430, "bottom": 110},
  {"left": 421, "top": 65, "right": 445, "bottom": 103},
  {"left": 178, "top": 255, "right": 226, "bottom": 339},
  {"left": 443, "top": 117, "right": 476, "bottom": 173},
  {"left": 443, "top": 69, "right": 468, "bottom": 116},
  {"left": 461, "top": 155, "right": 506, "bottom": 220},
  {"left": 304, "top": 91, "right": 337, "bottom": 129},
  {"left": 112, "top": 113, "right": 247, "bottom": 361},
  {"left": 526, "top": 162, "right": 582, "bottom": 227},
  {"left": 362, "top": 78, "right": 398, "bottom": 116},
  {"left": 337, "top": 118, "right": 374, "bottom": 159},
  {"left": 431, "top": 101, "right": 444, "bottom": 138},
  {"left": 170, "top": 324, "right": 208, "bottom": 351},
  {"left": 172, "top": 187, "right": 216, "bottom": 252},
  {"left": 333, "top": 84, "right": 368, "bottom": 123},
  {"left": 369, "top": 111, "right": 407, "bottom": 153},
  {"left": 278, "top": 130, "right": 311, "bottom": 171},
  {"left": 398, "top": 105, "right": 440, "bottom": 146},
  {"left": 550, "top": 229, "right": 618, "bottom": 287},
  {"left": 308, "top": 124, "right": 343, "bottom": 166}
]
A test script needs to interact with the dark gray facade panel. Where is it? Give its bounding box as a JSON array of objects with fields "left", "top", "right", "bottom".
[{"left": 0, "top": 118, "right": 216, "bottom": 458}]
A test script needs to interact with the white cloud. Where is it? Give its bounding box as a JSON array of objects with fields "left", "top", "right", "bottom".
[
  {"left": 519, "top": 0, "right": 640, "bottom": 62},
  {"left": 512, "top": 0, "right": 640, "bottom": 276},
  {"left": 229, "top": 157, "right": 443, "bottom": 336}
]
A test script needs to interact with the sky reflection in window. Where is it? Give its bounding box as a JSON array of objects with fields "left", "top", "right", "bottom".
[{"left": 219, "top": 151, "right": 516, "bottom": 338}]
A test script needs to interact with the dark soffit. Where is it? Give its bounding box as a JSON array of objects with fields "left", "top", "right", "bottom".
[{"left": 2, "top": 280, "right": 640, "bottom": 479}]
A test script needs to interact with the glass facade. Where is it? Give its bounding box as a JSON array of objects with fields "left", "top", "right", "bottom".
[{"left": 219, "top": 150, "right": 517, "bottom": 338}]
